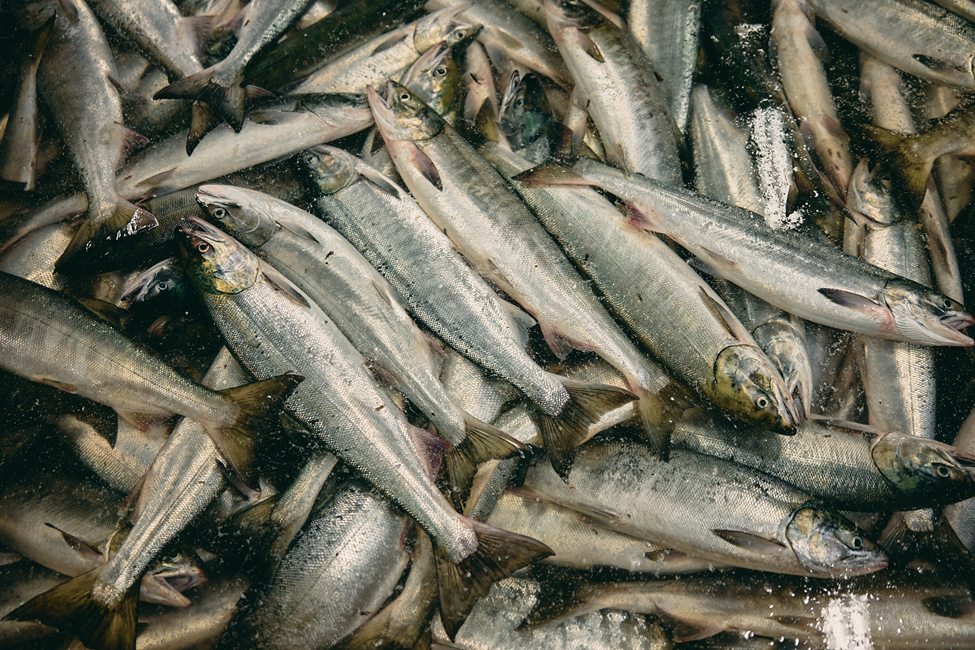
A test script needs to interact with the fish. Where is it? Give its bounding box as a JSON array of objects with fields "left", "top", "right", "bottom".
[
  {"left": 37, "top": 0, "right": 158, "bottom": 275},
  {"left": 522, "top": 440, "right": 888, "bottom": 577},
  {"left": 0, "top": 270, "right": 301, "bottom": 486},
  {"left": 298, "top": 143, "right": 647, "bottom": 478},
  {"left": 544, "top": 0, "right": 683, "bottom": 184},
  {"left": 0, "top": 19, "right": 51, "bottom": 190},
  {"left": 483, "top": 139, "right": 796, "bottom": 439},
  {"left": 178, "top": 218, "right": 552, "bottom": 638},
  {"left": 155, "top": 0, "right": 316, "bottom": 131},
  {"left": 194, "top": 183, "right": 526, "bottom": 503},
  {"left": 515, "top": 157, "right": 975, "bottom": 346},
  {"left": 370, "top": 81, "right": 691, "bottom": 473}
]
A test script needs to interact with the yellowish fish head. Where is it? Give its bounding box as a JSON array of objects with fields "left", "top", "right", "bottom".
[
  {"left": 367, "top": 81, "right": 445, "bottom": 143},
  {"left": 401, "top": 41, "right": 462, "bottom": 119},
  {"left": 712, "top": 344, "right": 801, "bottom": 432},
  {"left": 300, "top": 145, "right": 360, "bottom": 196},
  {"left": 178, "top": 216, "right": 259, "bottom": 295},
  {"left": 195, "top": 185, "right": 279, "bottom": 248},
  {"left": 786, "top": 504, "right": 887, "bottom": 577}
]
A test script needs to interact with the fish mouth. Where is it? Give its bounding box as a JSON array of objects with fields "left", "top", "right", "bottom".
[
  {"left": 120, "top": 257, "right": 178, "bottom": 302},
  {"left": 195, "top": 184, "right": 239, "bottom": 206},
  {"left": 944, "top": 445, "right": 975, "bottom": 476},
  {"left": 941, "top": 311, "right": 975, "bottom": 332},
  {"left": 365, "top": 83, "right": 394, "bottom": 114}
]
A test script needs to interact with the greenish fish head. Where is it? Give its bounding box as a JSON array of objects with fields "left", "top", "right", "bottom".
[
  {"left": 299, "top": 145, "right": 360, "bottom": 196},
  {"left": 750, "top": 320, "right": 812, "bottom": 418},
  {"left": 500, "top": 70, "right": 556, "bottom": 154},
  {"left": 195, "top": 185, "right": 279, "bottom": 248},
  {"left": 873, "top": 434, "right": 975, "bottom": 505},
  {"left": 414, "top": 6, "right": 481, "bottom": 52},
  {"left": 785, "top": 504, "right": 887, "bottom": 577},
  {"left": 882, "top": 279, "right": 974, "bottom": 346},
  {"left": 178, "top": 216, "right": 259, "bottom": 295},
  {"left": 712, "top": 345, "right": 801, "bottom": 432},
  {"left": 847, "top": 158, "right": 905, "bottom": 226},
  {"left": 366, "top": 81, "right": 445, "bottom": 143},
  {"left": 401, "top": 42, "right": 462, "bottom": 119}
]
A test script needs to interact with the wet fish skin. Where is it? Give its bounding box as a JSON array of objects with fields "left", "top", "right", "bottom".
[
  {"left": 483, "top": 140, "right": 794, "bottom": 439},
  {"left": 178, "top": 219, "right": 552, "bottom": 638},
  {"left": 58, "top": 414, "right": 166, "bottom": 494},
  {"left": 218, "top": 482, "right": 411, "bottom": 650},
  {"left": 671, "top": 407, "right": 975, "bottom": 511},
  {"left": 0, "top": 21, "right": 50, "bottom": 190},
  {"left": 516, "top": 157, "right": 975, "bottom": 347},
  {"left": 806, "top": 0, "right": 975, "bottom": 89},
  {"left": 194, "top": 183, "right": 526, "bottom": 503},
  {"left": 0, "top": 270, "right": 300, "bottom": 487},
  {"left": 298, "top": 144, "right": 639, "bottom": 478},
  {"left": 544, "top": 0, "right": 682, "bottom": 184},
  {"left": 523, "top": 441, "right": 887, "bottom": 577},
  {"left": 37, "top": 0, "right": 158, "bottom": 275}
]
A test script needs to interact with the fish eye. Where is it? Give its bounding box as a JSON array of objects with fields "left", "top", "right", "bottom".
[
  {"left": 936, "top": 464, "right": 951, "bottom": 478},
  {"left": 156, "top": 282, "right": 168, "bottom": 292},
  {"left": 399, "top": 92, "right": 411, "bottom": 101},
  {"left": 850, "top": 536, "right": 863, "bottom": 550},
  {"left": 435, "top": 66, "right": 447, "bottom": 76},
  {"left": 945, "top": 298, "right": 955, "bottom": 310},
  {"left": 212, "top": 208, "right": 227, "bottom": 219},
  {"left": 755, "top": 395, "right": 769, "bottom": 409},
  {"left": 197, "top": 242, "right": 211, "bottom": 253},
  {"left": 515, "top": 98, "right": 524, "bottom": 108}
]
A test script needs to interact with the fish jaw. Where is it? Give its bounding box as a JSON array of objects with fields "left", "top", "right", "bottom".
[
  {"left": 752, "top": 319, "right": 813, "bottom": 419},
  {"left": 178, "top": 216, "right": 260, "bottom": 296},
  {"left": 366, "top": 81, "right": 444, "bottom": 143},
  {"left": 883, "top": 279, "right": 974, "bottom": 346},
  {"left": 711, "top": 344, "right": 801, "bottom": 432}
]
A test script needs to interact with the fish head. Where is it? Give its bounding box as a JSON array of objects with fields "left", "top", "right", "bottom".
[
  {"left": 178, "top": 216, "right": 260, "bottom": 295},
  {"left": 751, "top": 320, "right": 812, "bottom": 418},
  {"left": 401, "top": 42, "right": 462, "bottom": 118},
  {"left": 120, "top": 257, "right": 187, "bottom": 307},
  {"left": 140, "top": 552, "right": 208, "bottom": 607},
  {"left": 882, "top": 279, "right": 974, "bottom": 346},
  {"left": 544, "top": 0, "right": 601, "bottom": 30},
  {"left": 299, "top": 145, "right": 361, "bottom": 196},
  {"left": 847, "top": 158, "right": 904, "bottom": 226},
  {"left": 873, "top": 434, "right": 975, "bottom": 505},
  {"left": 500, "top": 70, "right": 556, "bottom": 153},
  {"left": 195, "top": 185, "right": 279, "bottom": 247},
  {"left": 712, "top": 345, "right": 801, "bottom": 432},
  {"left": 366, "top": 81, "right": 445, "bottom": 143},
  {"left": 785, "top": 504, "right": 887, "bottom": 577},
  {"left": 414, "top": 5, "right": 481, "bottom": 53}
]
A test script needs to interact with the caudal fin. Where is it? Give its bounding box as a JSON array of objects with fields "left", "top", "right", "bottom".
[
  {"left": 538, "top": 378, "right": 637, "bottom": 481},
  {"left": 4, "top": 567, "right": 138, "bottom": 650},
  {"left": 446, "top": 414, "right": 528, "bottom": 509},
  {"left": 208, "top": 373, "right": 304, "bottom": 489},
  {"left": 55, "top": 201, "right": 158, "bottom": 275},
  {"left": 155, "top": 67, "right": 246, "bottom": 132},
  {"left": 436, "top": 519, "right": 553, "bottom": 640},
  {"left": 186, "top": 101, "right": 221, "bottom": 155},
  {"left": 862, "top": 124, "right": 932, "bottom": 211}
]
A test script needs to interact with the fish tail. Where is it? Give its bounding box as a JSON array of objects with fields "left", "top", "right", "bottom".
[
  {"left": 208, "top": 373, "right": 304, "bottom": 489},
  {"left": 445, "top": 412, "right": 528, "bottom": 509},
  {"left": 186, "top": 101, "right": 221, "bottom": 155},
  {"left": 538, "top": 377, "right": 637, "bottom": 481},
  {"left": 55, "top": 200, "right": 158, "bottom": 275},
  {"left": 517, "top": 572, "right": 597, "bottom": 630},
  {"left": 154, "top": 67, "right": 246, "bottom": 132},
  {"left": 862, "top": 124, "right": 933, "bottom": 210},
  {"left": 633, "top": 380, "right": 694, "bottom": 462},
  {"left": 436, "top": 519, "right": 553, "bottom": 640},
  {"left": 4, "top": 566, "right": 138, "bottom": 650}
]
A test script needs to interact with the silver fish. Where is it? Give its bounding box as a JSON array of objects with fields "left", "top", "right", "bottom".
[
  {"left": 0, "top": 21, "right": 51, "bottom": 190},
  {"left": 523, "top": 441, "right": 888, "bottom": 577},
  {"left": 194, "top": 184, "right": 525, "bottom": 503},
  {"left": 178, "top": 219, "right": 552, "bottom": 639},
  {"left": 515, "top": 157, "right": 975, "bottom": 346}
]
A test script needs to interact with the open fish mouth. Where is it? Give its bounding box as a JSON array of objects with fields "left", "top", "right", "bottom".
[{"left": 941, "top": 311, "right": 975, "bottom": 331}]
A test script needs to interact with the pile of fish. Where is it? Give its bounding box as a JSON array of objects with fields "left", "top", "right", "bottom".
[{"left": 5, "top": 0, "right": 975, "bottom": 647}]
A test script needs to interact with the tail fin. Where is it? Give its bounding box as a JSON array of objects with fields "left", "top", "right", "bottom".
[
  {"left": 186, "top": 101, "right": 221, "bottom": 155},
  {"left": 155, "top": 67, "right": 246, "bottom": 132},
  {"left": 862, "top": 124, "right": 932, "bottom": 210},
  {"left": 538, "top": 378, "right": 637, "bottom": 481},
  {"left": 55, "top": 201, "right": 158, "bottom": 275},
  {"left": 4, "top": 567, "right": 138, "bottom": 650},
  {"left": 633, "top": 380, "right": 694, "bottom": 462},
  {"left": 436, "top": 519, "right": 553, "bottom": 640},
  {"left": 518, "top": 572, "right": 597, "bottom": 630},
  {"left": 446, "top": 413, "right": 528, "bottom": 509},
  {"left": 208, "top": 373, "right": 304, "bottom": 489}
]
